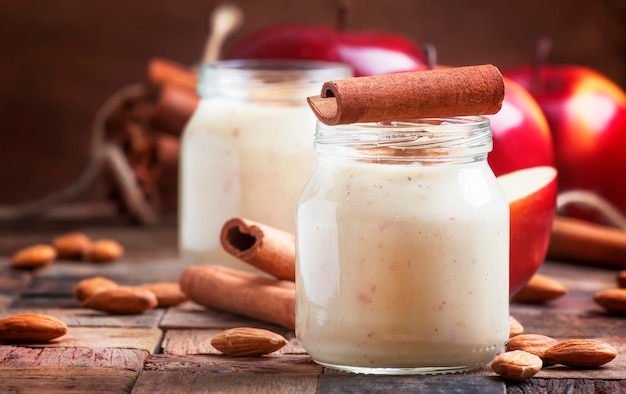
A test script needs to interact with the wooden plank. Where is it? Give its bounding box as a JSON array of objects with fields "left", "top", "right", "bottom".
[
  {"left": 0, "top": 345, "right": 146, "bottom": 369},
  {"left": 29, "top": 259, "right": 186, "bottom": 286},
  {"left": 507, "top": 378, "right": 626, "bottom": 394},
  {"left": 136, "top": 353, "right": 322, "bottom": 393},
  {"left": 0, "top": 294, "right": 13, "bottom": 312},
  {"left": 0, "top": 265, "right": 32, "bottom": 294},
  {"left": 0, "top": 307, "right": 165, "bottom": 328},
  {"left": 10, "top": 296, "right": 82, "bottom": 309},
  {"left": 142, "top": 353, "right": 323, "bottom": 375},
  {"left": 510, "top": 303, "right": 626, "bottom": 338},
  {"left": 161, "top": 328, "right": 306, "bottom": 356},
  {"left": 1, "top": 327, "right": 163, "bottom": 353},
  {"left": 0, "top": 346, "right": 147, "bottom": 393},
  {"left": 0, "top": 367, "right": 138, "bottom": 393},
  {"left": 133, "top": 372, "right": 319, "bottom": 394},
  {"left": 317, "top": 374, "right": 505, "bottom": 393},
  {"left": 161, "top": 301, "right": 289, "bottom": 331},
  {"left": 58, "top": 327, "right": 163, "bottom": 353}
]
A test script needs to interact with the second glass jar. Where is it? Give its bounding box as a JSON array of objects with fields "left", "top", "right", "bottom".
[
  {"left": 179, "top": 60, "right": 352, "bottom": 271},
  {"left": 296, "top": 116, "right": 510, "bottom": 375}
]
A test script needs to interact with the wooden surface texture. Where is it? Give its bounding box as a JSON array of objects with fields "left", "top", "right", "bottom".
[{"left": 1, "top": 220, "right": 625, "bottom": 393}]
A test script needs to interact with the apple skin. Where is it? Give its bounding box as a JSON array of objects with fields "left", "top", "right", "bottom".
[
  {"left": 487, "top": 77, "right": 555, "bottom": 177},
  {"left": 503, "top": 65, "right": 626, "bottom": 218},
  {"left": 497, "top": 166, "right": 558, "bottom": 296},
  {"left": 223, "top": 24, "right": 428, "bottom": 76}
]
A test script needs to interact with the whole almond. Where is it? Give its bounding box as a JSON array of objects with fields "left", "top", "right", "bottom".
[
  {"left": 53, "top": 232, "right": 92, "bottom": 260},
  {"left": 506, "top": 334, "right": 559, "bottom": 361},
  {"left": 211, "top": 327, "right": 287, "bottom": 357},
  {"left": 593, "top": 288, "right": 626, "bottom": 314},
  {"left": 509, "top": 316, "right": 524, "bottom": 338},
  {"left": 511, "top": 273, "right": 568, "bottom": 303},
  {"left": 544, "top": 339, "right": 617, "bottom": 367},
  {"left": 11, "top": 244, "right": 57, "bottom": 269},
  {"left": 618, "top": 270, "right": 626, "bottom": 288},
  {"left": 491, "top": 350, "right": 543, "bottom": 381},
  {"left": 82, "top": 286, "right": 157, "bottom": 314},
  {"left": 73, "top": 276, "right": 119, "bottom": 303},
  {"left": 0, "top": 313, "right": 68, "bottom": 343},
  {"left": 139, "top": 282, "right": 188, "bottom": 307},
  {"left": 85, "top": 239, "right": 124, "bottom": 263}
]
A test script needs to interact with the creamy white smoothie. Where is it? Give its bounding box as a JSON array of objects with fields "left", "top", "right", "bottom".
[
  {"left": 296, "top": 146, "right": 510, "bottom": 373},
  {"left": 179, "top": 60, "right": 351, "bottom": 270},
  {"left": 180, "top": 100, "right": 318, "bottom": 269}
]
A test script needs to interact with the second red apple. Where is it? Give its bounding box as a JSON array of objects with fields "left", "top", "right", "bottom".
[
  {"left": 224, "top": 24, "right": 428, "bottom": 76},
  {"left": 504, "top": 65, "right": 626, "bottom": 218}
]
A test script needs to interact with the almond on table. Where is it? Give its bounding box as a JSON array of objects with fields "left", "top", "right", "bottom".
[
  {"left": 53, "top": 232, "right": 93, "bottom": 260},
  {"left": 85, "top": 239, "right": 124, "bottom": 262},
  {"left": 509, "top": 316, "right": 524, "bottom": 338},
  {"left": 81, "top": 286, "right": 158, "bottom": 314},
  {"left": 0, "top": 313, "right": 68, "bottom": 343},
  {"left": 211, "top": 327, "right": 287, "bottom": 357},
  {"left": 11, "top": 244, "right": 57, "bottom": 269},
  {"left": 505, "top": 334, "right": 559, "bottom": 361},
  {"left": 491, "top": 350, "right": 543, "bottom": 381},
  {"left": 73, "top": 276, "right": 119, "bottom": 303},
  {"left": 593, "top": 288, "right": 626, "bottom": 314},
  {"left": 139, "top": 282, "right": 188, "bottom": 307},
  {"left": 511, "top": 273, "right": 568, "bottom": 303},
  {"left": 544, "top": 339, "right": 617, "bottom": 368}
]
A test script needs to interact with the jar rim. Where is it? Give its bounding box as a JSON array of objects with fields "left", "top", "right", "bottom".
[
  {"left": 202, "top": 59, "right": 352, "bottom": 74},
  {"left": 316, "top": 116, "right": 490, "bottom": 135},
  {"left": 197, "top": 59, "right": 352, "bottom": 101},
  {"left": 314, "top": 116, "right": 493, "bottom": 163}
]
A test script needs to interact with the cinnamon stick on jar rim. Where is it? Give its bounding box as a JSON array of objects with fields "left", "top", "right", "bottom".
[
  {"left": 220, "top": 217, "right": 295, "bottom": 281},
  {"left": 307, "top": 64, "right": 505, "bottom": 126}
]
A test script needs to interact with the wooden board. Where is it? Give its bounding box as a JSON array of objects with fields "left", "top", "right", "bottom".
[
  {"left": 133, "top": 371, "right": 320, "bottom": 394},
  {"left": 0, "top": 327, "right": 163, "bottom": 354},
  {"left": 0, "top": 346, "right": 147, "bottom": 394},
  {"left": 0, "top": 306, "right": 165, "bottom": 328},
  {"left": 161, "top": 302, "right": 288, "bottom": 331},
  {"left": 3, "top": 222, "right": 626, "bottom": 393}
]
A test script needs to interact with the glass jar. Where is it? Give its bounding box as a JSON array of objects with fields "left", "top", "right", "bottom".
[
  {"left": 179, "top": 60, "right": 352, "bottom": 270},
  {"left": 296, "top": 116, "right": 510, "bottom": 375}
]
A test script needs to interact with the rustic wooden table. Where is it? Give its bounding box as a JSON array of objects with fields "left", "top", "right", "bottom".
[{"left": 1, "top": 215, "right": 625, "bottom": 393}]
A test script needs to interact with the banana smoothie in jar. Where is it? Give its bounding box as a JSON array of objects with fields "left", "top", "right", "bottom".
[
  {"left": 179, "top": 60, "right": 351, "bottom": 270},
  {"left": 296, "top": 117, "right": 510, "bottom": 374}
]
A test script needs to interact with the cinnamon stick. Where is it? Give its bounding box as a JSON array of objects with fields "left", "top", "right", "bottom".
[
  {"left": 220, "top": 217, "right": 295, "bottom": 281},
  {"left": 179, "top": 264, "right": 295, "bottom": 329},
  {"left": 547, "top": 215, "right": 626, "bottom": 268},
  {"left": 307, "top": 64, "right": 504, "bottom": 126},
  {"left": 147, "top": 58, "right": 197, "bottom": 91}
]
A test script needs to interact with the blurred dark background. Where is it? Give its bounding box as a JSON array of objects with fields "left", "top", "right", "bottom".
[{"left": 1, "top": 0, "right": 624, "bottom": 216}]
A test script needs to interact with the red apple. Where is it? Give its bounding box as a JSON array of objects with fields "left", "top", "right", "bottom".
[
  {"left": 497, "top": 166, "right": 558, "bottom": 296},
  {"left": 487, "top": 77, "right": 555, "bottom": 176},
  {"left": 223, "top": 24, "right": 428, "bottom": 76},
  {"left": 504, "top": 65, "right": 626, "bottom": 218}
]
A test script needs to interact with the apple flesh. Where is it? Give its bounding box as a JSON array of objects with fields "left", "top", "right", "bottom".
[
  {"left": 487, "top": 77, "right": 555, "bottom": 177},
  {"left": 497, "top": 166, "right": 558, "bottom": 296},
  {"left": 223, "top": 24, "right": 428, "bottom": 76},
  {"left": 504, "top": 65, "right": 626, "bottom": 219}
]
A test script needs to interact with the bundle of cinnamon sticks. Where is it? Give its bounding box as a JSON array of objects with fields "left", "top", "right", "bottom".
[{"left": 103, "top": 58, "right": 199, "bottom": 222}]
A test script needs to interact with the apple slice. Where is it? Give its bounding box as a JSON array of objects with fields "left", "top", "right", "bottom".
[{"left": 497, "top": 166, "right": 558, "bottom": 296}]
